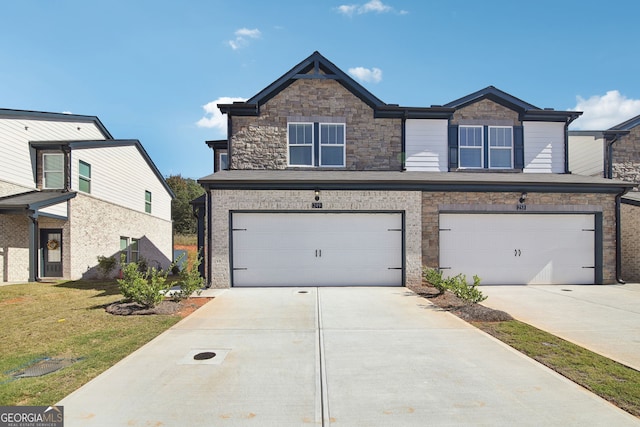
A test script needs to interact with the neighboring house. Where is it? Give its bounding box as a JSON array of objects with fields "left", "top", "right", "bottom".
[
  {"left": 0, "top": 109, "right": 174, "bottom": 283},
  {"left": 197, "top": 51, "right": 632, "bottom": 288},
  {"left": 569, "top": 116, "right": 640, "bottom": 281}
]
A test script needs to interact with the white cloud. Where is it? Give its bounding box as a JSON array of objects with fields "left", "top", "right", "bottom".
[
  {"left": 227, "top": 28, "right": 261, "bottom": 50},
  {"left": 336, "top": 0, "right": 405, "bottom": 16},
  {"left": 196, "top": 97, "right": 246, "bottom": 132},
  {"left": 570, "top": 90, "right": 640, "bottom": 130},
  {"left": 348, "top": 66, "right": 383, "bottom": 83}
]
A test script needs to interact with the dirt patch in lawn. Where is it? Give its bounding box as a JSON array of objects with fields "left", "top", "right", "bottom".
[
  {"left": 407, "top": 282, "right": 512, "bottom": 322},
  {"left": 106, "top": 297, "right": 213, "bottom": 318}
]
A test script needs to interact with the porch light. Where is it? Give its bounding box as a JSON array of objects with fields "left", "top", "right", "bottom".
[
  {"left": 314, "top": 190, "right": 320, "bottom": 201},
  {"left": 519, "top": 192, "right": 527, "bottom": 204}
]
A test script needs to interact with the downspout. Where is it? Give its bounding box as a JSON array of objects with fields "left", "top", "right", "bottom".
[
  {"left": 615, "top": 191, "right": 627, "bottom": 284},
  {"left": 206, "top": 188, "right": 213, "bottom": 288},
  {"left": 606, "top": 135, "right": 619, "bottom": 179},
  {"left": 401, "top": 113, "right": 407, "bottom": 171},
  {"left": 28, "top": 212, "right": 38, "bottom": 282}
]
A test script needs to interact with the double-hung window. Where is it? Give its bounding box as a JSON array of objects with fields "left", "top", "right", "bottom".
[
  {"left": 488, "top": 126, "right": 513, "bottom": 169},
  {"left": 120, "top": 237, "right": 139, "bottom": 263},
  {"left": 145, "top": 191, "right": 152, "bottom": 213},
  {"left": 288, "top": 123, "right": 314, "bottom": 166},
  {"left": 288, "top": 122, "right": 346, "bottom": 167},
  {"left": 219, "top": 153, "right": 228, "bottom": 171},
  {"left": 43, "top": 153, "right": 64, "bottom": 189},
  {"left": 319, "top": 124, "right": 345, "bottom": 166},
  {"left": 458, "top": 126, "right": 483, "bottom": 168},
  {"left": 79, "top": 160, "right": 91, "bottom": 193}
]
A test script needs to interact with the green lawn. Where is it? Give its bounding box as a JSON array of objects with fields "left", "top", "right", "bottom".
[
  {"left": 475, "top": 320, "right": 640, "bottom": 417},
  {"left": 0, "top": 280, "right": 181, "bottom": 406}
]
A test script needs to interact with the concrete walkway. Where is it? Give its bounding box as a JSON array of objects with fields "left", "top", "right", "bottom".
[
  {"left": 480, "top": 283, "right": 640, "bottom": 371},
  {"left": 59, "top": 287, "right": 639, "bottom": 426}
]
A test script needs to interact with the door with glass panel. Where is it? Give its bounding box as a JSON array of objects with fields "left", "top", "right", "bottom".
[{"left": 41, "top": 229, "right": 63, "bottom": 277}]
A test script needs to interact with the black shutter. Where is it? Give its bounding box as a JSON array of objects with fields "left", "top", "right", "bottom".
[
  {"left": 448, "top": 125, "right": 459, "bottom": 170},
  {"left": 514, "top": 126, "right": 524, "bottom": 170}
]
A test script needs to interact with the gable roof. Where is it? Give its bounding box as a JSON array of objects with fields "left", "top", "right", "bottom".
[
  {"left": 218, "top": 51, "right": 453, "bottom": 119},
  {"left": 0, "top": 108, "right": 113, "bottom": 139},
  {"left": 444, "top": 86, "right": 582, "bottom": 123},
  {"left": 609, "top": 114, "right": 640, "bottom": 131},
  {"left": 30, "top": 140, "right": 175, "bottom": 198}
]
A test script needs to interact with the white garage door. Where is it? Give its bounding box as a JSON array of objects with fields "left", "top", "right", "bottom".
[
  {"left": 232, "top": 212, "right": 403, "bottom": 287},
  {"left": 439, "top": 213, "right": 595, "bottom": 285}
]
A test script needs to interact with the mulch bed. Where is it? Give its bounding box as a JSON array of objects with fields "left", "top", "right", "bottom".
[
  {"left": 406, "top": 282, "right": 513, "bottom": 322},
  {"left": 106, "top": 297, "right": 213, "bottom": 317}
]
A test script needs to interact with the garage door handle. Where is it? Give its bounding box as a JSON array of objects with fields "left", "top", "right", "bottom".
[
  {"left": 233, "top": 268, "right": 248, "bottom": 271},
  {"left": 315, "top": 249, "right": 322, "bottom": 257},
  {"left": 582, "top": 266, "right": 595, "bottom": 269},
  {"left": 387, "top": 267, "right": 402, "bottom": 270}
]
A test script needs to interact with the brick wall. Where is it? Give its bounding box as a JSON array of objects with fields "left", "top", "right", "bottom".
[
  {"left": 421, "top": 191, "right": 618, "bottom": 283},
  {"left": 621, "top": 203, "right": 640, "bottom": 282},
  {"left": 230, "top": 78, "right": 402, "bottom": 171},
  {"left": 0, "top": 214, "right": 29, "bottom": 282},
  {"left": 209, "top": 189, "right": 422, "bottom": 288},
  {"left": 68, "top": 194, "right": 173, "bottom": 279}
]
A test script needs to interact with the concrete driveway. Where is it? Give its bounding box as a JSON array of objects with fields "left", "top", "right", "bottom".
[
  {"left": 59, "top": 287, "right": 639, "bottom": 426},
  {"left": 480, "top": 283, "right": 640, "bottom": 371}
]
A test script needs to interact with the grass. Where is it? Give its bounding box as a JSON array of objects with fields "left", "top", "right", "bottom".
[
  {"left": 0, "top": 280, "right": 181, "bottom": 406},
  {"left": 475, "top": 320, "right": 640, "bottom": 417},
  {"left": 174, "top": 233, "right": 197, "bottom": 246}
]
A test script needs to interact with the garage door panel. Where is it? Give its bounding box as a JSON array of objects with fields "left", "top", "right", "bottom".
[
  {"left": 440, "top": 213, "right": 595, "bottom": 285},
  {"left": 232, "top": 213, "right": 403, "bottom": 287}
]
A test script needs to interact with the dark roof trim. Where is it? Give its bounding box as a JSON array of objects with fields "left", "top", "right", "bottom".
[
  {"left": 444, "top": 86, "right": 582, "bottom": 123},
  {"left": 29, "top": 140, "right": 175, "bottom": 198},
  {"left": 374, "top": 105, "right": 454, "bottom": 119},
  {"left": 0, "top": 190, "right": 76, "bottom": 212},
  {"left": 200, "top": 174, "right": 632, "bottom": 195},
  {"left": 0, "top": 108, "right": 113, "bottom": 139},
  {"left": 609, "top": 114, "right": 640, "bottom": 131},
  {"left": 206, "top": 139, "right": 228, "bottom": 149}
]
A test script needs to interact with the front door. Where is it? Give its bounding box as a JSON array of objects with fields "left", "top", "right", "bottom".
[{"left": 40, "top": 229, "right": 63, "bottom": 278}]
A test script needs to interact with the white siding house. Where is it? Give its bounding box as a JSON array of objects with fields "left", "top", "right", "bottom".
[{"left": 0, "top": 109, "right": 174, "bottom": 283}]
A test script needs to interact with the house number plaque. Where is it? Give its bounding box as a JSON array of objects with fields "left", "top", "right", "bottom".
[{"left": 312, "top": 202, "right": 323, "bottom": 208}]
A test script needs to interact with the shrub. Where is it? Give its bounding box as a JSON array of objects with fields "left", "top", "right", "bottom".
[
  {"left": 169, "top": 253, "right": 204, "bottom": 302},
  {"left": 96, "top": 255, "right": 117, "bottom": 278},
  {"left": 117, "top": 255, "right": 168, "bottom": 308},
  {"left": 422, "top": 267, "right": 487, "bottom": 304}
]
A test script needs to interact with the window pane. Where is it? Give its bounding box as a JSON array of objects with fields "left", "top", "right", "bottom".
[
  {"left": 490, "top": 128, "right": 512, "bottom": 147},
  {"left": 490, "top": 149, "right": 512, "bottom": 168},
  {"left": 460, "top": 148, "right": 482, "bottom": 168},
  {"left": 44, "top": 154, "right": 63, "bottom": 170},
  {"left": 79, "top": 161, "right": 91, "bottom": 178},
  {"left": 45, "top": 172, "right": 64, "bottom": 189},
  {"left": 220, "top": 153, "right": 228, "bottom": 170},
  {"left": 289, "top": 146, "right": 312, "bottom": 165},
  {"left": 145, "top": 191, "right": 152, "bottom": 213},
  {"left": 460, "top": 127, "right": 482, "bottom": 147},
  {"left": 321, "top": 146, "right": 344, "bottom": 166},
  {"left": 79, "top": 177, "right": 90, "bottom": 193},
  {"left": 320, "top": 124, "right": 344, "bottom": 145},
  {"left": 289, "top": 123, "right": 312, "bottom": 145}
]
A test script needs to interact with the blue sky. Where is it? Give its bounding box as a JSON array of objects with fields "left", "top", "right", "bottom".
[{"left": 2, "top": 0, "right": 639, "bottom": 179}]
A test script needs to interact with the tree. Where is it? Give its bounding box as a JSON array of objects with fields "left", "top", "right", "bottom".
[{"left": 165, "top": 174, "right": 205, "bottom": 235}]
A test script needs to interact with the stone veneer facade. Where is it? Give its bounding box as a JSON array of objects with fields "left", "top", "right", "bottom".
[
  {"left": 451, "top": 99, "right": 520, "bottom": 126},
  {"left": 230, "top": 78, "right": 402, "bottom": 171},
  {"left": 612, "top": 126, "right": 640, "bottom": 188},
  {"left": 209, "top": 189, "right": 422, "bottom": 288}
]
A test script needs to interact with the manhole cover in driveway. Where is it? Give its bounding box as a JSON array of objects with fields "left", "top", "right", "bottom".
[{"left": 179, "top": 349, "right": 230, "bottom": 365}]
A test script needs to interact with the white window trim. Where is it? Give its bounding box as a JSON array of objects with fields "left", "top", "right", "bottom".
[
  {"left": 319, "top": 123, "right": 346, "bottom": 167},
  {"left": 287, "top": 122, "right": 315, "bottom": 167},
  {"left": 145, "top": 190, "right": 152, "bottom": 214},
  {"left": 488, "top": 126, "right": 514, "bottom": 169},
  {"left": 219, "top": 152, "right": 228, "bottom": 171},
  {"left": 43, "top": 153, "right": 65, "bottom": 189},
  {"left": 458, "top": 125, "right": 484, "bottom": 169}
]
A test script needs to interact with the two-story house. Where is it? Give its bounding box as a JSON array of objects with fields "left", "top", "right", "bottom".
[
  {"left": 0, "top": 109, "right": 174, "bottom": 283},
  {"left": 198, "top": 51, "right": 632, "bottom": 288}
]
